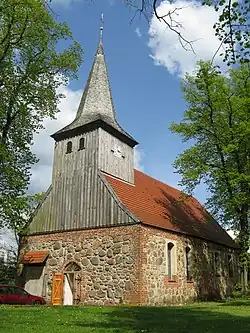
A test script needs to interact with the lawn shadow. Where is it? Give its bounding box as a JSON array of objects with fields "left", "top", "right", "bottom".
[
  {"left": 72, "top": 304, "right": 250, "bottom": 333},
  {"left": 218, "top": 299, "right": 250, "bottom": 306}
]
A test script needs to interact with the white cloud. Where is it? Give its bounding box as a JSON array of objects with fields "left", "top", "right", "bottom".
[
  {"left": 148, "top": 0, "right": 222, "bottom": 76},
  {"left": 226, "top": 229, "right": 238, "bottom": 240},
  {"left": 0, "top": 228, "right": 16, "bottom": 250},
  {"left": 1, "top": 86, "right": 81, "bottom": 248},
  {"left": 30, "top": 85, "right": 144, "bottom": 193},
  {"left": 134, "top": 147, "right": 145, "bottom": 171},
  {"left": 135, "top": 27, "right": 142, "bottom": 38},
  {"left": 108, "top": 0, "right": 115, "bottom": 6},
  {"left": 53, "top": 0, "right": 115, "bottom": 7},
  {"left": 29, "top": 85, "right": 82, "bottom": 193},
  {"left": 52, "top": 0, "right": 83, "bottom": 7}
]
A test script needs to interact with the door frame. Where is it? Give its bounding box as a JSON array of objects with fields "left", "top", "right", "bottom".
[{"left": 63, "top": 262, "right": 82, "bottom": 305}]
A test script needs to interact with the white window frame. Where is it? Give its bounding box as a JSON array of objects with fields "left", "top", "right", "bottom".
[
  {"left": 185, "top": 246, "right": 192, "bottom": 281},
  {"left": 165, "top": 240, "right": 177, "bottom": 280}
]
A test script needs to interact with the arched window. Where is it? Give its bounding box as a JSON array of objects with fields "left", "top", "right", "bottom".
[
  {"left": 185, "top": 247, "right": 191, "bottom": 281},
  {"left": 78, "top": 137, "right": 85, "bottom": 151},
  {"left": 66, "top": 141, "right": 72, "bottom": 154},
  {"left": 214, "top": 251, "right": 220, "bottom": 276},
  {"left": 167, "top": 242, "right": 174, "bottom": 279}
]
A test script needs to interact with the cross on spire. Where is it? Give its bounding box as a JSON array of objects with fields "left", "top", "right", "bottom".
[
  {"left": 100, "top": 13, "right": 104, "bottom": 39},
  {"left": 51, "top": 16, "right": 138, "bottom": 148}
]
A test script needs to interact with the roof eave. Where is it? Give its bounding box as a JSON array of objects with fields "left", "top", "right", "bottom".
[
  {"left": 139, "top": 220, "right": 239, "bottom": 249},
  {"left": 51, "top": 119, "right": 138, "bottom": 147}
]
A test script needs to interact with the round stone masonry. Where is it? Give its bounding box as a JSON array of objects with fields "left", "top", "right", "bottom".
[{"left": 37, "top": 233, "right": 137, "bottom": 305}]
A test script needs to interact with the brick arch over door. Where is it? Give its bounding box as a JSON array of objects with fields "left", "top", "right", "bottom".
[
  {"left": 64, "top": 262, "right": 81, "bottom": 272},
  {"left": 63, "top": 262, "right": 82, "bottom": 305}
]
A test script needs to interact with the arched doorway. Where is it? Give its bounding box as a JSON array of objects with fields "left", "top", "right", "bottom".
[{"left": 63, "top": 262, "right": 82, "bottom": 305}]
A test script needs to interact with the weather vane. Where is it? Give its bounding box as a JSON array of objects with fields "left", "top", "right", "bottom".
[{"left": 100, "top": 13, "right": 104, "bottom": 38}]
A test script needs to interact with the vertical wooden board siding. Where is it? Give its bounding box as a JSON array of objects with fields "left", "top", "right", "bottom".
[
  {"left": 79, "top": 175, "right": 84, "bottom": 227},
  {"left": 55, "top": 178, "right": 61, "bottom": 231},
  {"left": 114, "top": 202, "right": 118, "bottom": 224},
  {"left": 29, "top": 190, "right": 52, "bottom": 233},
  {"left": 92, "top": 169, "right": 97, "bottom": 226},
  {"left": 99, "top": 176, "right": 105, "bottom": 226},
  {"left": 98, "top": 128, "right": 134, "bottom": 184},
  {"left": 28, "top": 128, "right": 137, "bottom": 234},
  {"left": 76, "top": 173, "right": 82, "bottom": 230}
]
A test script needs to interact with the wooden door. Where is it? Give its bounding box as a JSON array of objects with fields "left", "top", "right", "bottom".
[{"left": 51, "top": 273, "right": 64, "bottom": 305}]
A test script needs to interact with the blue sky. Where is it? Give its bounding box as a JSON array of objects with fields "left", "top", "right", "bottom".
[
  {"left": 2, "top": 0, "right": 237, "bottom": 248},
  {"left": 30, "top": 0, "right": 223, "bottom": 205}
]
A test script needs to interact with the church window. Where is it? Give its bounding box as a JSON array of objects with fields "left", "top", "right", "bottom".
[
  {"left": 185, "top": 247, "right": 191, "bottom": 281},
  {"left": 213, "top": 251, "right": 221, "bottom": 276},
  {"left": 228, "top": 254, "right": 234, "bottom": 277},
  {"left": 167, "top": 242, "right": 175, "bottom": 280},
  {"left": 78, "top": 138, "right": 85, "bottom": 150},
  {"left": 66, "top": 141, "right": 72, "bottom": 154}
]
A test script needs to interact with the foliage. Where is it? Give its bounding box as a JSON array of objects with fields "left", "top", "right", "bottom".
[
  {"left": 0, "top": 248, "right": 16, "bottom": 284},
  {"left": 0, "top": 0, "right": 82, "bottom": 229},
  {"left": 4, "top": 192, "right": 46, "bottom": 245},
  {"left": 203, "top": 0, "right": 250, "bottom": 65},
  {"left": 0, "top": 191, "right": 44, "bottom": 281},
  {"left": 2, "top": 301, "right": 250, "bottom": 332},
  {"left": 231, "top": 282, "right": 250, "bottom": 298},
  {"left": 170, "top": 61, "right": 250, "bottom": 272},
  {"left": 0, "top": 260, "right": 16, "bottom": 284}
]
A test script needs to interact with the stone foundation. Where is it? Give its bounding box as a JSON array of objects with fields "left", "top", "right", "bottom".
[
  {"left": 140, "top": 225, "right": 238, "bottom": 305},
  {"left": 19, "top": 224, "right": 239, "bottom": 306},
  {"left": 19, "top": 225, "right": 141, "bottom": 305}
]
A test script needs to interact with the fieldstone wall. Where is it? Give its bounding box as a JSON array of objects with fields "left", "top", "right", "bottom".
[
  {"left": 140, "top": 225, "right": 239, "bottom": 305},
  {"left": 19, "top": 225, "right": 140, "bottom": 305},
  {"left": 19, "top": 224, "right": 239, "bottom": 306}
]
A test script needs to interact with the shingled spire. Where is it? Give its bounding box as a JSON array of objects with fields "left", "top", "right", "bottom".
[{"left": 52, "top": 19, "right": 137, "bottom": 147}]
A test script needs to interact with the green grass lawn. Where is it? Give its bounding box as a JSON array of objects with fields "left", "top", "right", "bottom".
[{"left": 1, "top": 299, "right": 250, "bottom": 333}]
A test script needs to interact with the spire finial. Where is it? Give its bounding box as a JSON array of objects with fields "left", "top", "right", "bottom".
[{"left": 100, "top": 13, "right": 104, "bottom": 39}]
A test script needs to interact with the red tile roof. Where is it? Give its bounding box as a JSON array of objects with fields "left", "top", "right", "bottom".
[
  {"left": 21, "top": 251, "right": 49, "bottom": 264},
  {"left": 104, "top": 169, "right": 237, "bottom": 248}
]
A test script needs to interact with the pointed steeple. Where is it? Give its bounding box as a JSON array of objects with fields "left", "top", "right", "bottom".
[{"left": 52, "top": 19, "right": 137, "bottom": 147}]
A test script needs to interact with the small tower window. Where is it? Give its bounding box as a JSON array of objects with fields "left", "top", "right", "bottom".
[
  {"left": 66, "top": 141, "right": 72, "bottom": 154},
  {"left": 78, "top": 137, "right": 85, "bottom": 151},
  {"left": 185, "top": 247, "right": 191, "bottom": 281}
]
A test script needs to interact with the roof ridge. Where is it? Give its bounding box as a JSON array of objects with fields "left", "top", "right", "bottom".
[
  {"left": 105, "top": 168, "right": 237, "bottom": 248},
  {"left": 101, "top": 170, "right": 135, "bottom": 186}
]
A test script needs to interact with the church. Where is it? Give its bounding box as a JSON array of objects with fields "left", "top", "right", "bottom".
[{"left": 19, "top": 29, "right": 239, "bottom": 306}]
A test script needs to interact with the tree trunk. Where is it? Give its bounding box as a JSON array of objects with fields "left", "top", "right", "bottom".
[
  {"left": 242, "top": 265, "right": 248, "bottom": 293},
  {"left": 239, "top": 209, "right": 249, "bottom": 294}
]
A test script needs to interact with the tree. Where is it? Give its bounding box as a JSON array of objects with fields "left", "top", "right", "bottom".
[
  {"left": 0, "top": 246, "right": 16, "bottom": 284},
  {"left": 4, "top": 192, "right": 46, "bottom": 247},
  {"left": 125, "top": 0, "right": 249, "bottom": 63},
  {"left": 204, "top": 0, "right": 250, "bottom": 65},
  {"left": 0, "top": 257, "right": 16, "bottom": 284},
  {"left": 0, "top": 192, "right": 44, "bottom": 282},
  {"left": 0, "top": 0, "right": 82, "bottom": 228},
  {"left": 170, "top": 61, "right": 250, "bottom": 291}
]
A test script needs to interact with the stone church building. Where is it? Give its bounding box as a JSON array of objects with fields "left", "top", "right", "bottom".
[{"left": 19, "top": 32, "right": 239, "bottom": 306}]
